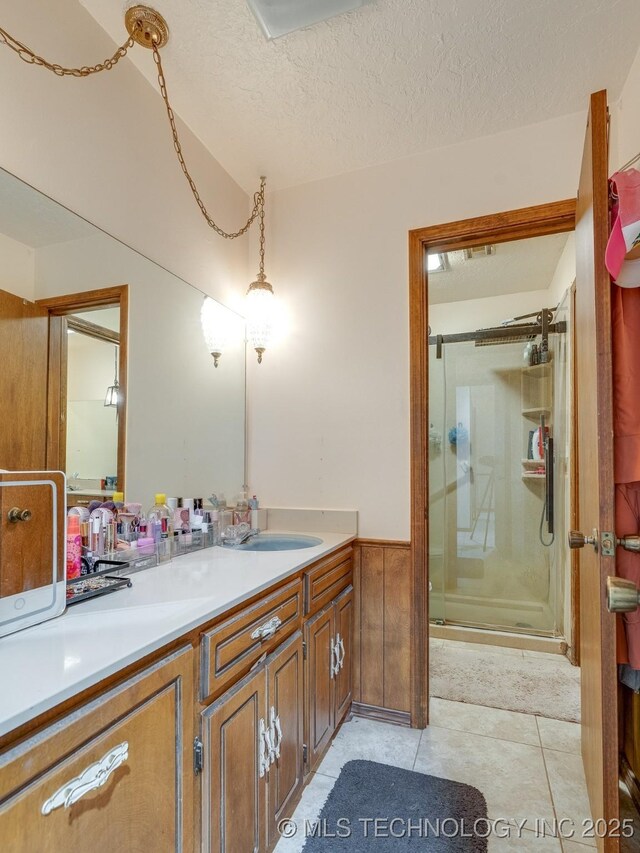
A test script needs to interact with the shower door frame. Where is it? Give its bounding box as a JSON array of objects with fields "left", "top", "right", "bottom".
[{"left": 408, "top": 198, "right": 577, "bottom": 728}]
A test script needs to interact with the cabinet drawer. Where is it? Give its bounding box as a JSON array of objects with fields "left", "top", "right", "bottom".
[
  {"left": 304, "top": 547, "right": 353, "bottom": 616},
  {"left": 201, "top": 578, "right": 302, "bottom": 700},
  {"left": 0, "top": 647, "right": 194, "bottom": 853}
]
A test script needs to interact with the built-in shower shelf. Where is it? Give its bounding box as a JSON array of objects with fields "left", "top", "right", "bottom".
[
  {"left": 522, "top": 406, "right": 551, "bottom": 419},
  {"left": 522, "top": 472, "right": 546, "bottom": 480},
  {"left": 521, "top": 363, "right": 552, "bottom": 375},
  {"left": 521, "top": 459, "right": 546, "bottom": 468}
]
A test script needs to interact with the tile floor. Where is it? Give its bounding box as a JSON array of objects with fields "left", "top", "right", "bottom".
[{"left": 274, "top": 642, "right": 637, "bottom": 852}]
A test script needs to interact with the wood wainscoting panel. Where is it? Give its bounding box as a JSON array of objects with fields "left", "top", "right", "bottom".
[{"left": 353, "top": 540, "right": 412, "bottom": 722}]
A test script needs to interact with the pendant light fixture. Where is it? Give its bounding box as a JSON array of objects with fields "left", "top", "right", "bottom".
[
  {"left": 104, "top": 346, "right": 120, "bottom": 408},
  {"left": 0, "top": 6, "right": 277, "bottom": 366},
  {"left": 246, "top": 178, "right": 274, "bottom": 364}
]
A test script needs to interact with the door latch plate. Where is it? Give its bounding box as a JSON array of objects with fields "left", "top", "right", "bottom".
[{"left": 601, "top": 531, "right": 615, "bottom": 557}]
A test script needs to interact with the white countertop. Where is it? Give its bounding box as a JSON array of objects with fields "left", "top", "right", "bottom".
[{"left": 0, "top": 532, "right": 354, "bottom": 739}]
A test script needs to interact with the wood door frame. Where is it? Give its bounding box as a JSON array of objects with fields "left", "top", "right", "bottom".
[
  {"left": 408, "top": 199, "right": 577, "bottom": 728},
  {"left": 36, "top": 285, "right": 129, "bottom": 494}
]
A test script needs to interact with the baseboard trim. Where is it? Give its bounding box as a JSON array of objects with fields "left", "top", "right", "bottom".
[{"left": 351, "top": 702, "right": 411, "bottom": 727}]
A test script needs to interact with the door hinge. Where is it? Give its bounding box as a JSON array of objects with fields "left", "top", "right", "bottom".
[
  {"left": 194, "top": 736, "right": 204, "bottom": 775},
  {"left": 302, "top": 640, "right": 307, "bottom": 660},
  {"left": 303, "top": 744, "right": 308, "bottom": 763}
]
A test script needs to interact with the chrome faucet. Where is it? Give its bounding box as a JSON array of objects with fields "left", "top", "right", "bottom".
[{"left": 221, "top": 524, "right": 259, "bottom": 547}]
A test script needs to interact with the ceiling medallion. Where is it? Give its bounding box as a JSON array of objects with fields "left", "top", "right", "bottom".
[{"left": 124, "top": 5, "right": 170, "bottom": 50}]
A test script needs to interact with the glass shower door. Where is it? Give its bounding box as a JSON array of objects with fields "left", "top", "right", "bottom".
[{"left": 428, "top": 338, "right": 561, "bottom": 636}]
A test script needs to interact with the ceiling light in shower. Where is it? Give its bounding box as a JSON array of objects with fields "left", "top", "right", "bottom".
[
  {"left": 246, "top": 0, "right": 371, "bottom": 39},
  {"left": 427, "top": 253, "right": 449, "bottom": 273}
]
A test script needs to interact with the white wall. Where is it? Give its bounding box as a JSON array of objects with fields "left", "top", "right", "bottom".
[
  {"left": 613, "top": 43, "right": 640, "bottom": 167},
  {"left": 250, "top": 112, "right": 586, "bottom": 539},
  {"left": 66, "top": 332, "right": 118, "bottom": 480},
  {"left": 429, "top": 289, "right": 553, "bottom": 337},
  {"left": 0, "top": 0, "right": 249, "bottom": 309},
  {"left": 548, "top": 233, "right": 576, "bottom": 307},
  {"left": 0, "top": 233, "right": 34, "bottom": 299}
]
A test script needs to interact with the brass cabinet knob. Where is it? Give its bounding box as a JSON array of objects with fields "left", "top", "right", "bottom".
[
  {"left": 607, "top": 576, "right": 640, "bottom": 613},
  {"left": 568, "top": 530, "right": 597, "bottom": 550},
  {"left": 7, "top": 507, "right": 32, "bottom": 523}
]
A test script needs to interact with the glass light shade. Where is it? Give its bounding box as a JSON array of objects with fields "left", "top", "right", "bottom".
[
  {"left": 201, "top": 297, "right": 227, "bottom": 367},
  {"left": 246, "top": 281, "right": 274, "bottom": 363}
]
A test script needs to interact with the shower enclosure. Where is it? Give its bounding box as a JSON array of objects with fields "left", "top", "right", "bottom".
[{"left": 428, "top": 303, "right": 570, "bottom": 637}]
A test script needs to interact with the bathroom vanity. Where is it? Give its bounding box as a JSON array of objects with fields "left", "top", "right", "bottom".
[{"left": 0, "top": 535, "right": 354, "bottom": 852}]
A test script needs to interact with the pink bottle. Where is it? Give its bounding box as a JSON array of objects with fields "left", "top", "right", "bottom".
[{"left": 66, "top": 515, "right": 83, "bottom": 579}]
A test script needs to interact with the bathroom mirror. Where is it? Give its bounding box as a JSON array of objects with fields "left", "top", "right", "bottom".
[{"left": 0, "top": 167, "right": 246, "bottom": 506}]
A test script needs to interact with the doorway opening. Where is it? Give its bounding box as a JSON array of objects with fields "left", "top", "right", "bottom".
[
  {"left": 427, "top": 251, "right": 572, "bottom": 643},
  {"left": 36, "top": 286, "right": 128, "bottom": 494},
  {"left": 408, "top": 199, "right": 577, "bottom": 728}
]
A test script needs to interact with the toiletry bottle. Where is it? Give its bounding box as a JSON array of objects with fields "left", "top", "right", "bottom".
[
  {"left": 112, "top": 491, "right": 125, "bottom": 510},
  {"left": 66, "top": 515, "right": 83, "bottom": 579},
  {"left": 539, "top": 338, "right": 549, "bottom": 364},
  {"left": 147, "top": 494, "right": 173, "bottom": 559},
  {"left": 183, "top": 498, "right": 195, "bottom": 527},
  {"left": 234, "top": 490, "right": 251, "bottom": 525},
  {"left": 249, "top": 496, "right": 261, "bottom": 531},
  {"left": 211, "top": 510, "right": 221, "bottom": 545}
]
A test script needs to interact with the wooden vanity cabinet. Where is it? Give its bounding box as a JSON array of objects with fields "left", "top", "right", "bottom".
[
  {"left": 0, "top": 646, "right": 195, "bottom": 853},
  {"left": 0, "top": 542, "right": 354, "bottom": 853},
  {"left": 204, "top": 664, "right": 267, "bottom": 853},
  {"left": 202, "top": 631, "right": 304, "bottom": 853},
  {"left": 266, "top": 632, "right": 305, "bottom": 847},
  {"left": 334, "top": 585, "right": 354, "bottom": 722},
  {"left": 304, "top": 585, "right": 354, "bottom": 774}
]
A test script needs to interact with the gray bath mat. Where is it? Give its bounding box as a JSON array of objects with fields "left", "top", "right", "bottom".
[
  {"left": 429, "top": 642, "right": 580, "bottom": 722},
  {"left": 301, "top": 760, "right": 488, "bottom": 851}
]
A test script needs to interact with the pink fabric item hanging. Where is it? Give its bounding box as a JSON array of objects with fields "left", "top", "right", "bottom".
[
  {"left": 606, "top": 168, "right": 640, "bottom": 288},
  {"left": 612, "top": 281, "right": 640, "bottom": 666}
]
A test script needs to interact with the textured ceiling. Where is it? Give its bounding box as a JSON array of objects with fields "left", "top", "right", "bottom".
[
  {"left": 428, "top": 232, "right": 570, "bottom": 305},
  {"left": 79, "top": 0, "right": 640, "bottom": 190}
]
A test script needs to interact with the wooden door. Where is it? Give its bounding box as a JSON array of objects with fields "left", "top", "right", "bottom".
[
  {"left": 304, "top": 605, "right": 335, "bottom": 771},
  {"left": 334, "top": 585, "right": 353, "bottom": 723},
  {"left": 0, "top": 647, "right": 194, "bottom": 853},
  {"left": 204, "top": 666, "right": 267, "bottom": 853},
  {"left": 0, "top": 289, "right": 51, "bottom": 470},
  {"left": 574, "top": 89, "right": 619, "bottom": 850},
  {"left": 266, "top": 632, "right": 304, "bottom": 847}
]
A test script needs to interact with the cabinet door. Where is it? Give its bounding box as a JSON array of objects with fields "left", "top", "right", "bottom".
[
  {"left": 203, "top": 667, "right": 267, "bottom": 853},
  {"left": 266, "top": 632, "right": 304, "bottom": 847},
  {"left": 334, "top": 585, "right": 353, "bottom": 723},
  {"left": 304, "top": 606, "right": 335, "bottom": 772},
  {"left": 0, "top": 647, "right": 194, "bottom": 853}
]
